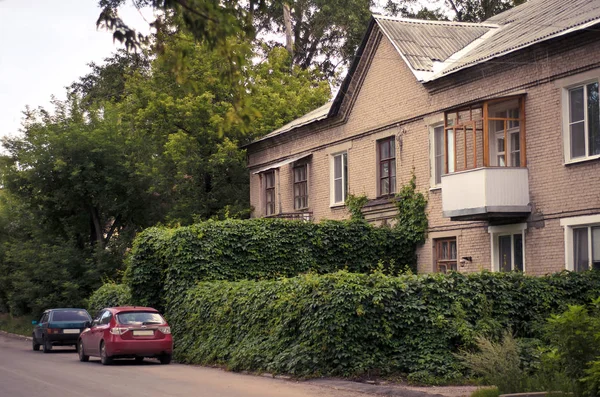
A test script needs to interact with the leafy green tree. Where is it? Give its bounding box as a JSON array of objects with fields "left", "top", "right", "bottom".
[{"left": 445, "top": 0, "right": 526, "bottom": 22}]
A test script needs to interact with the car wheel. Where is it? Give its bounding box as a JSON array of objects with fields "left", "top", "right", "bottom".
[
  {"left": 32, "top": 335, "right": 40, "bottom": 351},
  {"left": 43, "top": 336, "right": 52, "bottom": 353},
  {"left": 78, "top": 340, "right": 89, "bottom": 362},
  {"left": 100, "top": 341, "right": 112, "bottom": 365},
  {"left": 159, "top": 354, "right": 172, "bottom": 365},
  {"left": 134, "top": 357, "right": 144, "bottom": 364}
]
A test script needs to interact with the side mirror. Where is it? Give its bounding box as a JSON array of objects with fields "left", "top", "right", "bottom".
[{"left": 31, "top": 320, "right": 38, "bottom": 325}]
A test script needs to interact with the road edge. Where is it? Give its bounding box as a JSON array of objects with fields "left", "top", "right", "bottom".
[{"left": 0, "top": 329, "right": 32, "bottom": 341}]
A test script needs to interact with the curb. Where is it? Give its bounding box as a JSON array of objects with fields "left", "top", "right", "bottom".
[{"left": 0, "top": 329, "right": 32, "bottom": 341}]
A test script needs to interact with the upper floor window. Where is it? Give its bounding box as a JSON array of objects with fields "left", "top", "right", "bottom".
[
  {"left": 378, "top": 137, "right": 396, "bottom": 195},
  {"left": 560, "top": 214, "right": 600, "bottom": 272},
  {"left": 331, "top": 152, "right": 348, "bottom": 205},
  {"left": 431, "top": 125, "right": 448, "bottom": 186},
  {"left": 264, "top": 171, "right": 275, "bottom": 216},
  {"left": 443, "top": 96, "right": 525, "bottom": 173},
  {"left": 293, "top": 163, "right": 308, "bottom": 210},
  {"left": 566, "top": 82, "right": 600, "bottom": 161}
]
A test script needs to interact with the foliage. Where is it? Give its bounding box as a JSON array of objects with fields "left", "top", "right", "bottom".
[
  {"left": 167, "top": 270, "right": 600, "bottom": 380},
  {"left": 445, "top": 0, "right": 526, "bottom": 22},
  {"left": 87, "top": 283, "right": 132, "bottom": 316},
  {"left": 545, "top": 298, "right": 600, "bottom": 396},
  {"left": 128, "top": 218, "right": 413, "bottom": 310},
  {"left": 394, "top": 172, "right": 428, "bottom": 245},
  {"left": 345, "top": 194, "right": 369, "bottom": 221},
  {"left": 460, "top": 332, "right": 526, "bottom": 393},
  {"left": 0, "top": 314, "right": 32, "bottom": 337},
  {"left": 470, "top": 388, "right": 500, "bottom": 397}
]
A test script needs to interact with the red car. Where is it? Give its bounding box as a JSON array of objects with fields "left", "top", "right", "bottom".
[{"left": 77, "top": 306, "right": 173, "bottom": 365}]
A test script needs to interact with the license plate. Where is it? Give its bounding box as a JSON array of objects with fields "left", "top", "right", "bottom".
[
  {"left": 133, "top": 330, "right": 154, "bottom": 336},
  {"left": 63, "top": 329, "right": 80, "bottom": 334}
]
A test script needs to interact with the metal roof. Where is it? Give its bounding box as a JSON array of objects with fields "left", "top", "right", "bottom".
[
  {"left": 436, "top": 0, "right": 600, "bottom": 77},
  {"left": 374, "top": 16, "right": 495, "bottom": 73},
  {"left": 250, "top": 101, "right": 332, "bottom": 144},
  {"left": 248, "top": 0, "right": 600, "bottom": 145}
]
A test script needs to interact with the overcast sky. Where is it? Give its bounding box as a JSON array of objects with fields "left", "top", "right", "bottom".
[{"left": 0, "top": 0, "right": 151, "bottom": 139}]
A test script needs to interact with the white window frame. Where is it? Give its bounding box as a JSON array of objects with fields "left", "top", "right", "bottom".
[
  {"left": 488, "top": 223, "right": 526, "bottom": 272},
  {"left": 330, "top": 151, "right": 348, "bottom": 206},
  {"left": 561, "top": 77, "right": 600, "bottom": 164},
  {"left": 429, "top": 123, "right": 445, "bottom": 189},
  {"left": 560, "top": 214, "right": 600, "bottom": 271}
]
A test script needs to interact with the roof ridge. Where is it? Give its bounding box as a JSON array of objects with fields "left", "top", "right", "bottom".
[{"left": 372, "top": 14, "right": 499, "bottom": 28}]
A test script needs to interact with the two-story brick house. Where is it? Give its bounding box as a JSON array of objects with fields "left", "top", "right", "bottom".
[{"left": 245, "top": 0, "right": 600, "bottom": 275}]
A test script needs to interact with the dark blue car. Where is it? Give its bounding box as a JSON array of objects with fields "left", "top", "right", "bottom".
[{"left": 32, "top": 308, "right": 92, "bottom": 353}]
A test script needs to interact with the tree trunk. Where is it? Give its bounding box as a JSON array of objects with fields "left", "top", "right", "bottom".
[{"left": 283, "top": 3, "right": 294, "bottom": 60}]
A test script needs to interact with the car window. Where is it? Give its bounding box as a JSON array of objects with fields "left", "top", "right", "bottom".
[
  {"left": 100, "top": 311, "right": 112, "bottom": 325},
  {"left": 51, "top": 310, "right": 90, "bottom": 322},
  {"left": 116, "top": 312, "right": 165, "bottom": 325},
  {"left": 39, "top": 313, "right": 48, "bottom": 323}
]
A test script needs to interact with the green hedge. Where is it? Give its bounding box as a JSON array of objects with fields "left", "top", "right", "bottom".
[
  {"left": 170, "top": 270, "right": 600, "bottom": 380},
  {"left": 87, "top": 283, "right": 132, "bottom": 315},
  {"left": 128, "top": 218, "right": 413, "bottom": 309}
]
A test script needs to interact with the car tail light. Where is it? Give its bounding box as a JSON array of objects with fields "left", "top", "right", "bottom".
[
  {"left": 109, "top": 327, "right": 129, "bottom": 335},
  {"left": 158, "top": 326, "right": 171, "bottom": 334},
  {"left": 47, "top": 328, "right": 57, "bottom": 334}
]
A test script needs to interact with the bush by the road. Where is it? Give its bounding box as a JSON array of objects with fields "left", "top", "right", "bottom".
[
  {"left": 170, "top": 270, "right": 600, "bottom": 381},
  {"left": 127, "top": 218, "right": 414, "bottom": 310},
  {"left": 87, "top": 283, "right": 132, "bottom": 315}
]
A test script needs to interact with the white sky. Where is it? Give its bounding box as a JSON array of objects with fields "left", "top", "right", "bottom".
[{"left": 0, "top": 0, "right": 152, "bottom": 139}]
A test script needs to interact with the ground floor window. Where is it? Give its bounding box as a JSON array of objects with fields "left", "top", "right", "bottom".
[
  {"left": 435, "top": 237, "right": 457, "bottom": 273},
  {"left": 561, "top": 214, "right": 600, "bottom": 272},
  {"left": 488, "top": 224, "right": 526, "bottom": 272}
]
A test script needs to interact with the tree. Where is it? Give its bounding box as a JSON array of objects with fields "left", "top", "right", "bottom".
[{"left": 444, "top": 0, "right": 526, "bottom": 22}]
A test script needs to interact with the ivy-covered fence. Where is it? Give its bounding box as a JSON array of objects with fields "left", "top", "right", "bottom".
[
  {"left": 170, "top": 270, "right": 600, "bottom": 382},
  {"left": 127, "top": 218, "right": 415, "bottom": 310}
]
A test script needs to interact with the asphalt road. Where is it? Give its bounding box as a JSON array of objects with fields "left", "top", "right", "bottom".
[{"left": 0, "top": 332, "right": 382, "bottom": 397}]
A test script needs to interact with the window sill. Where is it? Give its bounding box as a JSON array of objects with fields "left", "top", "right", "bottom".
[
  {"left": 564, "top": 154, "right": 600, "bottom": 166},
  {"left": 329, "top": 203, "right": 346, "bottom": 209},
  {"left": 429, "top": 186, "right": 442, "bottom": 192}
]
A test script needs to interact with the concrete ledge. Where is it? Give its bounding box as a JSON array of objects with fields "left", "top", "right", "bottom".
[{"left": 0, "top": 329, "right": 32, "bottom": 341}]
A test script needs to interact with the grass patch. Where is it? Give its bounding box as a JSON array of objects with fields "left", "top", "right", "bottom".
[
  {"left": 0, "top": 314, "right": 32, "bottom": 337},
  {"left": 471, "top": 387, "right": 500, "bottom": 397}
]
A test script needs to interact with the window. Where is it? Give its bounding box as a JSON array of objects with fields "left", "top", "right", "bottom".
[
  {"left": 566, "top": 82, "right": 600, "bottom": 161},
  {"left": 378, "top": 137, "right": 396, "bottom": 195},
  {"left": 431, "top": 125, "right": 447, "bottom": 186},
  {"left": 561, "top": 215, "right": 600, "bottom": 271},
  {"left": 264, "top": 171, "right": 275, "bottom": 216},
  {"left": 331, "top": 152, "right": 348, "bottom": 205},
  {"left": 443, "top": 96, "right": 525, "bottom": 172},
  {"left": 435, "top": 238, "right": 457, "bottom": 273},
  {"left": 489, "top": 224, "right": 525, "bottom": 272},
  {"left": 294, "top": 163, "right": 308, "bottom": 210},
  {"left": 100, "top": 311, "right": 112, "bottom": 325}
]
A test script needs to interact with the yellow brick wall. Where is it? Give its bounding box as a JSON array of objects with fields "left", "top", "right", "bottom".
[{"left": 248, "top": 27, "right": 600, "bottom": 275}]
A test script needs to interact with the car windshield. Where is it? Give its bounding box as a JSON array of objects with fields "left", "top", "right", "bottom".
[
  {"left": 116, "top": 312, "right": 165, "bottom": 325},
  {"left": 52, "top": 310, "right": 90, "bottom": 322}
]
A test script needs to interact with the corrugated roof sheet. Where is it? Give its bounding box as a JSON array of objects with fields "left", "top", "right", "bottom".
[
  {"left": 252, "top": 102, "right": 332, "bottom": 143},
  {"left": 437, "top": 0, "right": 600, "bottom": 77},
  {"left": 374, "top": 16, "right": 495, "bottom": 72}
]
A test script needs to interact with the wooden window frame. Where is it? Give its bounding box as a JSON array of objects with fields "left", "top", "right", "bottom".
[
  {"left": 293, "top": 163, "right": 308, "bottom": 210},
  {"left": 264, "top": 171, "right": 275, "bottom": 216},
  {"left": 378, "top": 137, "right": 396, "bottom": 196},
  {"left": 435, "top": 237, "right": 457, "bottom": 273},
  {"left": 443, "top": 95, "right": 526, "bottom": 172},
  {"left": 331, "top": 152, "right": 348, "bottom": 206}
]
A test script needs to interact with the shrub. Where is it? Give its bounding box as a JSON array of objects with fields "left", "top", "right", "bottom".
[
  {"left": 169, "top": 270, "right": 600, "bottom": 380},
  {"left": 128, "top": 218, "right": 414, "bottom": 309},
  {"left": 460, "top": 332, "right": 526, "bottom": 393},
  {"left": 87, "top": 283, "right": 132, "bottom": 315},
  {"left": 471, "top": 387, "right": 500, "bottom": 397}
]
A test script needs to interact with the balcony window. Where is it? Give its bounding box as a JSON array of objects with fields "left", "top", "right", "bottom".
[
  {"left": 489, "top": 224, "right": 526, "bottom": 272},
  {"left": 443, "top": 96, "right": 526, "bottom": 173}
]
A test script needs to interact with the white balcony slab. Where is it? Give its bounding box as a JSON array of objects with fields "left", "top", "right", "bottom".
[{"left": 441, "top": 167, "right": 531, "bottom": 220}]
